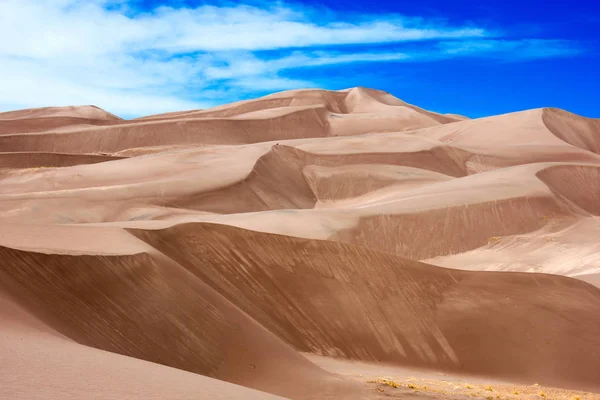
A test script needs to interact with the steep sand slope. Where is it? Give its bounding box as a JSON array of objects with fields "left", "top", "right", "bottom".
[
  {"left": 423, "top": 164, "right": 600, "bottom": 279},
  {"left": 424, "top": 217, "right": 600, "bottom": 277},
  {"left": 542, "top": 108, "right": 600, "bottom": 154},
  {"left": 0, "top": 224, "right": 365, "bottom": 399},
  {"left": 131, "top": 222, "right": 600, "bottom": 392},
  {"left": 0, "top": 291, "right": 284, "bottom": 400}
]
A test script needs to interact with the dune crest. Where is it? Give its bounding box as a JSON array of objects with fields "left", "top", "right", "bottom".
[
  {"left": 0, "top": 105, "right": 121, "bottom": 121},
  {"left": 1, "top": 87, "right": 600, "bottom": 399}
]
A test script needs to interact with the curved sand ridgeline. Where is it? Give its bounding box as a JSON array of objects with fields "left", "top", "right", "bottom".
[
  {"left": 2, "top": 87, "right": 600, "bottom": 399},
  {"left": 0, "top": 241, "right": 363, "bottom": 399},
  {"left": 0, "top": 291, "right": 285, "bottom": 400},
  {"left": 542, "top": 108, "right": 600, "bottom": 154},
  {"left": 536, "top": 164, "right": 600, "bottom": 215},
  {"left": 131, "top": 222, "right": 600, "bottom": 392},
  {"left": 0, "top": 152, "right": 124, "bottom": 168},
  {"left": 0, "top": 105, "right": 121, "bottom": 121}
]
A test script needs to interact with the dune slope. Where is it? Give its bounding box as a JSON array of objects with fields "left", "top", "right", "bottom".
[
  {"left": 0, "top": 225, "right": 372, "bottom": 400},
  {"left": 131, "top": 222, "right": 600, "bottom": 392},
  {"left": 1, "top": 87, "right": 600, "bottom": 398},
  {"left": 0, "top": 291, "right": 284, "bottom": 400}
]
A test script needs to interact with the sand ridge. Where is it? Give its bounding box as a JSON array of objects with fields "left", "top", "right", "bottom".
[{"left": 1, "top": 87, "right": 600, "bottom": 399}]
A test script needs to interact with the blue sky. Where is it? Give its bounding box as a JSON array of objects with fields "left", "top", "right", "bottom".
[{"left": 0, "top": 0, "right": 598, "bottom": 118}]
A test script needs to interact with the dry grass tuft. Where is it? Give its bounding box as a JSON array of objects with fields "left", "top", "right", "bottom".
[{"left": 367, "top": 377, "right": 399, "bottom": 388}]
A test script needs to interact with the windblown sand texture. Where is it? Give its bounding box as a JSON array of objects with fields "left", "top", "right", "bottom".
[{"left": 1, "top": 87, "right": 599, "bottom": 399}]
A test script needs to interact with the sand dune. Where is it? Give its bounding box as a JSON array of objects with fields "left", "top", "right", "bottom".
[
  {"left": 0, "top": 105, "right": 121, "bottom": 121},
  {"left": 425, "top": 217, "right": 600, "bottom": 277},
  {"left": 0, "top": 225, "right": 364, "bottom": 399},
  {"left": 0, "top": 88, "right": 466, "bottom": 154},
  {"left": 1, "top": 87, "right": 600, "bottom": 399},
  {"left": 0, "top": 291, "right": 284, "bottom": 400},
  {"left": 0, "top": 152, "right": 124, "bottom": 168},
  {"left": 131, "top": 222, "right": 600, "bottom": 391},
  {"left": 542, "top": 108, "right": 600, "bottom": 154}
]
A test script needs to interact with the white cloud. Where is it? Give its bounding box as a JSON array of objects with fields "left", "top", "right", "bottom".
[
  {"left": 437, "top": 39, "right": 583, "bottom": 59},
  {"left": 0, "top": 0, "right": 584, "bottom": 118},
  {"left": 0, "top": 0, "right": 485, "bottom": 58}
]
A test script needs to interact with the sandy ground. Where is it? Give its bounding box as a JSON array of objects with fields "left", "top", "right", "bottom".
[
  {"left": 1, "top": 87, "right": 599, "bottom": 399},
  {"left": 307, "top": 354, "right": 600, "bottom": 400}
]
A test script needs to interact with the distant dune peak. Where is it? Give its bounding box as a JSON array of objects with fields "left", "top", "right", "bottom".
[{"left": 0, "top": 104, "right": 121, "bottom": 121}]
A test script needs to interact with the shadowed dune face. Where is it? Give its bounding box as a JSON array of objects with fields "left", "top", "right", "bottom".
[
  {"left": 333, "top": 195, "right": 573, "bottom": 260},
  {"left": 132, "top": 223, "right": 600, "bottom": 391},
  {"left": 536, "top": 165, "right": 600, "bottom": 215},
  {"left": 0, "top": 292, "right": 285, "bottom": 400},
  {"left": 2, "top": 88, "right": 600, "bottom": 398},
  {"left": 542, "top": 108, "right": 600, "bottom": 154},
  {"left": 0, "top": 244, "right": 364, "bottom": 399}
]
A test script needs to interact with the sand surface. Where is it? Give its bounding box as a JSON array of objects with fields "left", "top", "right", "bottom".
[{"left": 1, "top": 87, "right": 599, "bottom": 399}]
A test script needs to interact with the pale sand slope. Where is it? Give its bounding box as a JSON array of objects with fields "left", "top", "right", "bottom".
[
  {"left": 0, "top": 105, "right": 123, "bottom": 136},
  {"left": 1, "top": 88, "right": 600, "bottom": 398},
  {"left": 0, "top": 87, "right": 463, "bottom": 152},
  {"left": 0, "top": 105, "right": 121, "bottom": 120}
]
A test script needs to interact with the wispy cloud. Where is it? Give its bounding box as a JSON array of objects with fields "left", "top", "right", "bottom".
[
  {"left": 437, "top": 39, "right": 584, "bottom": 59},
  {"left": 0, "top": 0, "right": 486, "bottom": 58},
  {"left": 0, "top": 0, "right": 585, "bottom": 117}
]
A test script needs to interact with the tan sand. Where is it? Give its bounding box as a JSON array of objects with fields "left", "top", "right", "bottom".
[
  {"left": 0, "top": 291, "right": 284, "bottom": 400},
  {"left": 1, "top": 87, "right": 599, "bottom": 399}
]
